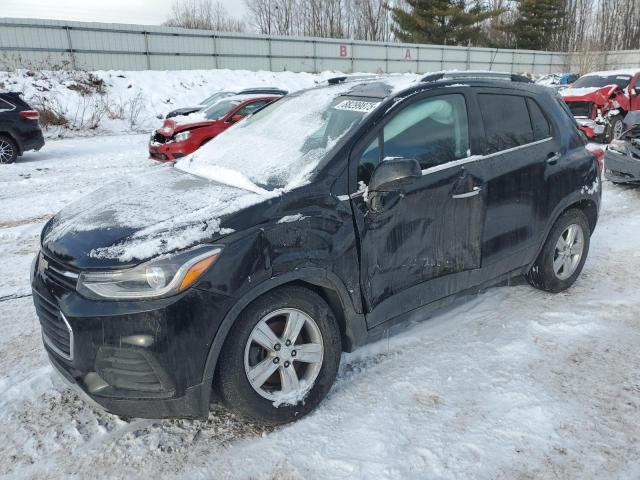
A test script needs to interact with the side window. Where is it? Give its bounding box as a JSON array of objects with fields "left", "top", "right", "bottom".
[
  {"left": 0, "top": 98, "right": 15, "bottom": 112},
  {"left": 358, "top": 94, "right": 469, "bottom": 184},
  {"left": 479, "top": 94, "right": 533, "bottom": 154},
  {"left": 235, "top": 100, "right": 269, "bottom": 118},
  {"left": 526, "top": 98, "right": 551, "bottom": 140}
]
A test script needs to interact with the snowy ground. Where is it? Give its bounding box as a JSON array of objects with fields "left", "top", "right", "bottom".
[{"left": 1, "top": 135, "right": 640, "bottom": 479}]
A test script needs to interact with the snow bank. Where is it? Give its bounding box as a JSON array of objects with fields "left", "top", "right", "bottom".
[{"left": 0, "top": 69, "right": 342, "bottom": 137}]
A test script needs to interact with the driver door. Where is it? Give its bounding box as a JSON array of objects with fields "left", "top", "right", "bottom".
[{"left": 349, "top": 91, "right": 487, "bottom": 329}]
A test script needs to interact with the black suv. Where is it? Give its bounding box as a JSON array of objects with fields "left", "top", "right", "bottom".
[
  {"left": 31, "top": 76, "right": 601, "bottom": 424},
  {"left": 0, "top": 91, "right": 44, "bottom": 164}
]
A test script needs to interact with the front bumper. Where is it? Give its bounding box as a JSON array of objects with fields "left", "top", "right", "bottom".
[
  {"left": 31, "top": 258, "right": 234, "bottom": 418},
  {"left": 575, "top": 117, "right": 606, "bottom": 139},
  {"left": 148, "top": 140, "right": 191, "bottom": 162},
  {"left": 605, "top": 148, "right": 640, "bottom": 184}
]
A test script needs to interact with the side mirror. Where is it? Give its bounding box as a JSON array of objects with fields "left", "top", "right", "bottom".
[
  {"left": 369, "top": 158, "right": 422, "bottom": 193},
  {"left": 228, "top": 114, "right": 244, "bottom": 123}
]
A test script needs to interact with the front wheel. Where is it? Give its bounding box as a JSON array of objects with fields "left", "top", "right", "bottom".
[
  {"left": 216, "top": 286, "right": 341, "bottom": 425},
  {"left": 526, "top": 209, "right": 591, "bottom": 293},
  {"left": 606, "top": 114, "right": 624, "bottom": 142}
]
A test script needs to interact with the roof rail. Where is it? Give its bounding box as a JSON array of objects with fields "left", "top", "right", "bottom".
[
  {"left": 421, "top": 71, "right": 533, "bottom": 84},
  {"left": 326, "top": 74, "right": 386, "bottom": 85}
]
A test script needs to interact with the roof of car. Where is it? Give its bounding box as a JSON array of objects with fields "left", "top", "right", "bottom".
[{"left": 332, "top": 75, "right": 549, "bottom": 102}]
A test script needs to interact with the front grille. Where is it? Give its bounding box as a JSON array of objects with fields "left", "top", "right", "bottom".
[
  {"left": 567, "top": 101, "right": 594, "bottom": 118},
  {"left": 40, "top": 253, "right": 79, "bottom": 291},
  {"left": 96, "top": 347, "right": 170, "bottom": 393},
  {"left": 152, "top": 133, "right": 168, "bottom": 144},
  {"left": 33, "top": 289, "right": 73, "bottom": 360}
]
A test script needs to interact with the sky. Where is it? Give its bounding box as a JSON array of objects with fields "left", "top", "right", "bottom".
[{"left": 1, "top": 0, "right": 248, "bottom": 25}]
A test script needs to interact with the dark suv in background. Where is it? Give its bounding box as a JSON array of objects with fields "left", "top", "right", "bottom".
[
  {"left": 32, "top": 76, "right": 601, "bottom": 425},
  {"left": 0, "top": 91, "right": 44, "bottom": 164}
]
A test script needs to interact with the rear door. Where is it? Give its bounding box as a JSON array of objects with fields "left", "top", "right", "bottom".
[
  {"left": 475, "top": 90, "right": 558, "bottom": 271},
  {"left": 349, "top": 89, "right": 487, "bottom": 328}
]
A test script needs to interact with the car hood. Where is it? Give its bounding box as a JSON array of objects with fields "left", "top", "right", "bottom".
[
  {"left": 561, "top": 85, "right": 620, "bottom": 104},
  {"left": 157, "top": 117, "right": 216, "bottom": 137},
  {"left": 42, "top": 166, "right": 275, "bottom": 269}
]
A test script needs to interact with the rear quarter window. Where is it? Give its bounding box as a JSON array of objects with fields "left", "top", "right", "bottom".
[
  {"left": 526, "top": 98, "right": 551, "bottom": 140},
  {"left": 478, "top": 94, "right": 533, "bottom": 154}
]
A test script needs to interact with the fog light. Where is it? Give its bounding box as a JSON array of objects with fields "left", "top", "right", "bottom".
[{"left": 121, "top": 334, "right": 154, "bottom": 347}]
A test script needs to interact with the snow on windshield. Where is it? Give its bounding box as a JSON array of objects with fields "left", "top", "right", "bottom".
[{"left": 175, "top": 83, "right": 381, "bottom": 190}]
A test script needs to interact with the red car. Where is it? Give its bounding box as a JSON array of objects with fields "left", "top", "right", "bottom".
[
  {"left": 560, "top": 69, "right": 640, "bottom": 142},
  {"left": 149, "top": 95, "right": 281, "bottom": 161}
]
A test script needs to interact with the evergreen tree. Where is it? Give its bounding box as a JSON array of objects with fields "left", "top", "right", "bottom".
[
  {"left": 507, "top": 0, "right": 565, "bottom": 50},
  {"left": 389, "top": 0, "right": 504, "bottom": 46}
]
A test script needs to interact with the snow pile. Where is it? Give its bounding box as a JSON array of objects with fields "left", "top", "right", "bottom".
[{"left": 0, "top": 69, "right": 342, "bottom": 137}]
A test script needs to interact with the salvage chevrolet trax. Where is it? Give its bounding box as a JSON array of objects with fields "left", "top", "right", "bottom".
[{"left": 32, "top": 76, "right": 602, "bottom": 424}]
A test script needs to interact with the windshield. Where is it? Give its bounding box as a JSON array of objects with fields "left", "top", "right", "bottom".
[
  {"left": 201, "top": 91, "right": 235, "bottom": 106},
  {"left": 573, "top": 74, "right": 632, "bottom": 89},
  {"left": 176, "top": 85, "right": 382, "bottom": 190},
  {"left": 202, "top": 99, "right": 242, "bottom": 120}
]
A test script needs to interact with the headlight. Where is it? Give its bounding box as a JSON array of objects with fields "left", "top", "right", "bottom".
[
  {"left": 174, "top": 130, "right": 191, "bottom": 142},
  {"left": 608, "top": 140, "right": 628, "bottom": 155},
  {"left": 77, "top": 246, "right": 222, "bottom": 300}
]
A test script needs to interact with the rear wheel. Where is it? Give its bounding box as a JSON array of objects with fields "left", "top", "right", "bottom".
[
  {"left": 526, "top": 209, "right": 591, "bottom": 293},
  {"left": 216, "top": 286, "right": 341, "bottom": 425},
  {"left": 0, "top": 135, "right": 18, "bottom": 164}
]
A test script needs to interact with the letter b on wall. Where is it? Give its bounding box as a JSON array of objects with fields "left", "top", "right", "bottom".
[{"left": 339, "top": 45, "right": 348, "bottom": 57}]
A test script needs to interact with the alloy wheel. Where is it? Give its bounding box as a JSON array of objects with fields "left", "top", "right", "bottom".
[
  {"left": 244, "top": 308, "right": 324, "bottom": 403},
  {"left": 553, "top": 224, "right": 585, "bottom": 280},
  {"left": 613, "top": 119, "right": 624, "bottom": 140},
  {"left": 0, "top": 139, "right": 15, "bottom": 164}
]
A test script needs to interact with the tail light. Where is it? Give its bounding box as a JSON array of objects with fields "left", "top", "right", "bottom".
[
  {"left": 591, "top": 147, "right": 605, "bottom": 175},
  {"left": 19, "top": 110, "right": 39, "bottom": 120}
]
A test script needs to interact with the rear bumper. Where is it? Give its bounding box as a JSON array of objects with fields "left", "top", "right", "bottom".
[{"left": 19, "top": 128, "right": 45, "bottom": 153}]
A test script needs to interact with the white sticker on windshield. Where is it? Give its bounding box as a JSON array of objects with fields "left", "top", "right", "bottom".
[
  {"left": 333, "top": 100, "right": 380, "bottom": 113},
  {"left": 617, "top": 76, "right": 631, "bottom": 80}
]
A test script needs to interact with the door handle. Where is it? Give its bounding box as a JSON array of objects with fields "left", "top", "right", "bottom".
[
  {"left": 547, "top": 152, "right": 561, "bottom": 165},
  {"left": 452, "top": 186, "right": 482, "bottom": 199}
]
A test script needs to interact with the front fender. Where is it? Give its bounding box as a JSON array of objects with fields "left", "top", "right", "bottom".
[{"left": 199, "top": 267, "right": 367, "bottom": 393}]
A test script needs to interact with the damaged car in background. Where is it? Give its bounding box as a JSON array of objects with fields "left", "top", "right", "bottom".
[
  {"left": 605, "top": 110, "right": 640, "bottom": 184},
  {"left": 150, "top": 93, "right": 282, "bottom": 161},
  {"left": 32, "top": 75, "right": 602, "bottom": 425},
  {"left": 561, "top": 69, "right": 640, "bottom": 142},
  {"left": 164, "top": 87, "right": 288, "bottom": 119}
]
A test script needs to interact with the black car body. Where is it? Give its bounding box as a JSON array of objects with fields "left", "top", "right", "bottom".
[
  {"left": 605, "top": 111, "right": 640, "bottom": 184},
  {"left": 165, "top": 87, "right": 289, "bottom": 119},
  {"left": 0, "top": 91, "right": 44, "bottom": 164},
  {"left": 32, "top": 76, "right": 601, "bottom": 422}
]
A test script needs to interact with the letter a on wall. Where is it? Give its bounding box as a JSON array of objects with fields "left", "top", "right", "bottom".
[{"left": 405, "top": 49, "right": 412, "bottom": 60}]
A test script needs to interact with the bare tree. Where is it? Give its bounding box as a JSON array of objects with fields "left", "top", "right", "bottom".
[{"left": 164, "top": 0, "right": 246, "bottom": 32}]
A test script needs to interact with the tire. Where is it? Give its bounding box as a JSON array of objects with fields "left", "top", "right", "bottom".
[
  {"left": 216, "top": 286, "right": 341, "bottom": 425},
  {"left": 0, "top": 135, "right": 18, "bottom": 164},
  {"left": 526, "top": 209, "right": 591, "bottom": 293},
  {"left": 606, "top": 114, "right": 624, "bottom": 142}
]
